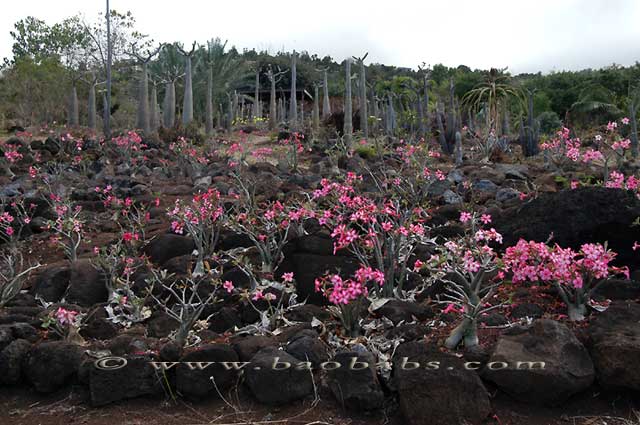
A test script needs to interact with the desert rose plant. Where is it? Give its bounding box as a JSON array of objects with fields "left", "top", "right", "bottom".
[
  {"left": 502, "top": 239, "right": 629, "bottom": 321},
  {"left": 417, "top": 211, "right": 504, "bottom": 349},
  {"left": 315, "top": 265, "right": 385, "bottom": 337},
  {"left": 168, "top": 188, "right": 225, "bottom": 277},
  {"left": 313, "top": 172, "right": 430, "bottom": 297}
]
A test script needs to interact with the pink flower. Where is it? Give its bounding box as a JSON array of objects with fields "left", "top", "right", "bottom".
[
  {"left": 55, "top": 307, "right": 78, "bottom": 326},
  {"left": 622, "top": 117, "right": 630, "bottom": 125},
  {"left": 223, "top": 280, "right": 234, "bottom": 293},
  {"left": 282, "top": 272, "right": 294, "bottom": 283},
  {"left": 633, "top": 241, "right": 639, "bottom": 251},
  {"left": 252, "top": 290, "right": 264, "bottom": 301},
  {"left": 414, "top": 259, "right": 424, "bottom": 271},
  {"left": 459, "top": 212, "right": 472, "bottom": 223},
  {"left": 570, "top": 181, "right": 579, "bottom": 190},
  {"left": 480, "top": 214, "right": 492, "bottom": 224}
]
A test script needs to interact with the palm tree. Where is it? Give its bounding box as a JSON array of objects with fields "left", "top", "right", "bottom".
[{"left": 462, "top": 68, "right": 524, "bottom": 134}]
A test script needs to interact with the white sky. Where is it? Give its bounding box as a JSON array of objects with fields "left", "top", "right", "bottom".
[{"left": 1, "top": 0, "right": 639, "bottom": 74}]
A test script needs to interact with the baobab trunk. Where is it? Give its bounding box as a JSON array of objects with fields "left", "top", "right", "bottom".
[
  {"left": 359, "top": 59, "right": 368, "bottom": 139},
  {"left": 290, "top": 51, "right": 297, "bottom": 127},
  {"left": 150, "top": 83, "right": 159, "bottom": 132},
  {"left": 163, "top": 81, "right": 176, "bottom": 128},
  {"left": 103, "top": 92, "right": 109, "bottom": 130},
  {"left": 269, "top": 72, "right": 277, "bottom": 130},
  {"left": 205, "top": 67, "right": 214, "bottom": 135},
  {"left": 88, "top": 80, "right": 97, "bottom": 130},
  {"left": 322, "top": 69, "right": 331, "bottom": 119},
  {"left": 136, "top": 62, "right": 150, "bottom": 134},
  {"left": 343, "top": 58, "right": 353, "bottom": 148},
  {"left": 313, "top": 85, "right": 320, "bottom": 133},
  {"left": 629, "top": 102, "right": 638, "bottom": 159},
  {"left": 182, "top": 55, "right": 193, "bottom": 125},
  {"left": 69, "top": 83, "right": 79, "bottom": 127},
  {"left": 254, "top": 68, "right": 260, "bottom": 120}
]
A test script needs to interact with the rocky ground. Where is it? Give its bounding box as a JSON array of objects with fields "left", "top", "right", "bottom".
[{"left": 0, "top": 125, "right": 639, "bottom": 425}]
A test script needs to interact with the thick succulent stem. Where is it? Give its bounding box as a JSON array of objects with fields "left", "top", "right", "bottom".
[
  {"left": 136, "top": 62, "right": 150, "bottom": 134},
  {"left": 163, "top": 81, "right": 176, "bottom": 128},
  {"left": 205, "top": 66, "right": 213, "bottom": 135},
  {"left": 343, "top": 58, "right": 353, "bottom": 149},
  {"left": 182, "top": 55, "right": 193, "bottom": 125},
  {"left": 88, "top": 80, "right": 96, "bottom": 130},
  {"left": 630, "top": 101, "right": 638, "bottom": 159},
  {"left": 322, "top": 69, "right": 331, "bottom": 119},
  {"left": 359, "top": 59, "right": 368, "bottom": 139},
  {"left": 150, "top": 83, "right": 160, "bottom": 132},
  {"left": 290, "top": 51, "right": 297, "bottom": 127}
]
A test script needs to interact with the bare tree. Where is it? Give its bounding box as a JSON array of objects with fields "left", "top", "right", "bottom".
[
  {"left": 266, "top": 65, "right": 287, "bottom": 130},
  {"left": 289, "top": 51, "right": 298, "bottom": 127},
  {"left": 128, "top": 43, "right": 163, "bottom": 134},
  {"left": 343, "top": 58, "right": 353, "bottom": 148},
  {"left": 177, "top": 41, "right": 197, "bottom": 126},
  {"left": 353, "top": 53, "right": 368, "bottom": 139}
]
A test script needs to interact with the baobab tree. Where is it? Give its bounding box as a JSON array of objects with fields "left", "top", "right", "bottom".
[
  {"left": 353, "top": 53, "right": 368, "bottom": 139},
  {"left": 128, "top": 42, "right": 163, "bottom": 134},
  {"left": 343, "top": 57, "right": 354, "bottom": 148},
  {"left": 266, "top": 65, "right": 287, "bottom": 130},
  {"left": 289, "top": 51, "right": 298, "bottom": 127},
  {"left": 151, "top": 43, "right": 184, "bottom": 128},
  {"left": 177, "top": 41, "right": 197, "bottom": 125},
  {"left": 316, "top": 67, "right": 332, "bottom": 119}
]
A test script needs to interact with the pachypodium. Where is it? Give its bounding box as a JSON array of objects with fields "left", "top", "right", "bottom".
[
  {"left": 92, "top": 240, "right": 151, "bottom": 327},
  {"left": 315, "top": 265, "right": 385, "bottom": 337},
  {"left": 502, "top": 239, "right": 629, "bottom": 321},
  {"left": 0, "top": 197, "right": 37, "bottom": 251},
  {"left": 147, "top": 266, "right": 227, "bottom": 347},
  {"left": 227, "top": 199, "right": 314, "bottom": 277},
  {"left": 313, "top": 172, "right": 430, "bottom": 297},
  {"left": 46, "top": 193, "right": 85, "bottom": 262},
  {"left": 41, "top": 306, "right": 82, "bottom": 341},
  {"left": 0, "top": 251, "right": 40, "bottom": 308},
  {"left": 417, "top": 211, "right": 504, "bottom": 349},
  {"left": 168, "top": 188, "right": 225, "bottom": 277},
  {"left": 96, "top": 185, "right": 156, "bottom": 245}
]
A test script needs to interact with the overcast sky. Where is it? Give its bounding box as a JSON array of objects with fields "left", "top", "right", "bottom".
[{"left": 1, "top": 0, "right": 639, "bottom": 74}]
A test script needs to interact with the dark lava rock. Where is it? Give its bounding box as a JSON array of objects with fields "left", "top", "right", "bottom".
[
  {"left": 89, "top": 354, "right": 163, "bottom": 406},
  {"left": 24, "top": 341, "right": 83, "bottom": 393},
  {"left": 493, "top": 187, "right": 640, "bottom": 270},
  {"left": 30, "top": 262, "right": 71, "bottom": 303},
  {"left": 176, "top": 344, "right": 239, "bottom": 399},
  {"left": 586, "top": 301, "right": 640, "bottom": 391},
  {"left": 327, "top": 350, "right": 384, "bottom": 411},
  {"left": 245, "top": 347, "right": 313, "bottom": 405},
  {"left": 0, "top": 339, "right": 31, "bottom": 385},
  {"left": 142, "top": 234, "right": 195, "bottom": 265},
  {"left": 482, "top": 319, "right": 594, "bottom": 405},
  {"left": 392, "top": 341, "right": 491, "bottom": 425},
  {"left": 64, "top": 259, "right": 108, "bottom": 307}
]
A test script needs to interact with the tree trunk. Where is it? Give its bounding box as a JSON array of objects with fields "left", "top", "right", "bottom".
[
  {"left": 69, "top": 83, "right": 79, "bottom": 127},
  {"left": 289, "top": 51, "right": 297, "bottom": 127},
  {"left": 102, "top": 92, "right": 109, "bottom": 132},
  {"left": 322, "top": 69, "right": 331, "bottom": 119},
  {"left": 359, "top": 59, "right": 367, "bottom": 139},
  {"left": 343, "top": 58, "right": 353, "bottom": 148},
  {"left": 630, "top": 102, "right": 638, "bottom": 159},
  {"left": 105, "top": 0, "right": 112, "bottom": 139},
  {"left": 313, "top": 85, "right": 320, "bottom": 134},
  {"left": 150, "top": 83, "right": 159, "bottom": 132},
  {"left": 136, "top": 62, "right": 150, "bottom": 134},
  {"left": 163, "top": 81, "right": 176, "bottom": 128},
  {"left": 182, "top": 56, "right": 193, "bottom": 125},
  {"left": 88, "top": 80, "right": 96, "bottom": 130},
  {"left": 269, "top": 72, "right": 277, "bottom": 130},
  {"left": 205, "top": 67, "right": 214, "bottom": 135},
  {"left": 254, "top": 68, "right": 260, "bottom": 120}
]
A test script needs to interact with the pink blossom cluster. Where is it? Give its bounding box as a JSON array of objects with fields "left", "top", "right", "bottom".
[
  {"left": 605, "top": 171, "right": 639, "bottom": 197},
  {"left": 315, "top": 266, "right": 385, "bottom": 305},
  {"left": 169, "top": 189, "right": 224, "bottom": 235},
  {"left": 55, "top": 307, "right": 78, "bottom": 326},
  {"left": 502, "top": 239, "right": 628, "bottom": 289}
]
